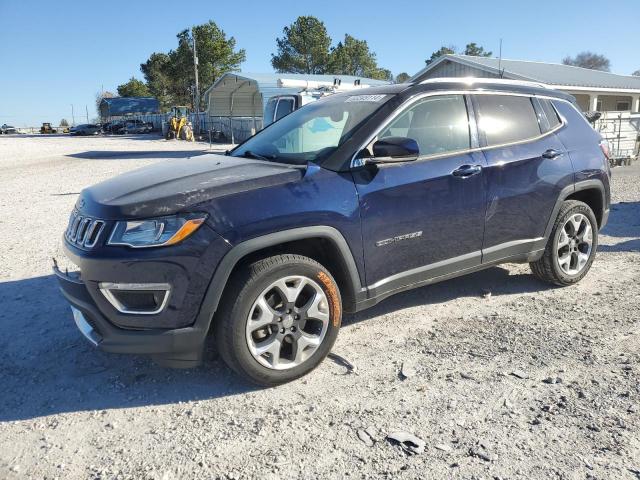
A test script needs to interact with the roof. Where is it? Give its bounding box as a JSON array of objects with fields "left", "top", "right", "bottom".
[
  {"left": 100, "top": 97, "right": 160, "bottom": 115},
  {"left": 411, "top": 55, "right": 640, "bottom": 91},
  {"left": 205, "top": 72, "right": 390, "bottom": 93}
]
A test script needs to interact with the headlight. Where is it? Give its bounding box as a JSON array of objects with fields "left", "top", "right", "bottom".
[{"left": 107, "top": 213, "right": 207, "bottom": 248}]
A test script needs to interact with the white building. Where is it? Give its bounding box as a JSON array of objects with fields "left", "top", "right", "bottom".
[{"left": 410, "top": 55, "right": 640, "bottom": 113}]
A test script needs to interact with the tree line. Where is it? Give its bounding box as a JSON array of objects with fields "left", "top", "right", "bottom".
[{"left": 98, "top": 16, "right": 639, "bottom": 113}]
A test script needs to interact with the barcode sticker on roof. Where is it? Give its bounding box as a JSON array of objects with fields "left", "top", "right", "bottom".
[{"left": 345, "top": 94, "right": 387, "bottom": 103}]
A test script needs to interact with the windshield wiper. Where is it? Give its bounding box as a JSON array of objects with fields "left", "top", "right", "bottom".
[{"left": 240, "top": 150, "right": 277, "bottom": 161}]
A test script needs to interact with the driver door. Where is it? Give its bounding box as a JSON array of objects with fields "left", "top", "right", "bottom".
[{"left": 351, "top": 94, "right": 487, "bottom": 293}]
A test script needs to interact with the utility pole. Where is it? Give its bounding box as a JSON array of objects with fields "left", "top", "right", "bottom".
[
  {"left": 192, "top": 27, "right": 200, "bottom": 134},
  {"left": 71, "top": 104, "right": 75, "bottom": 126}
]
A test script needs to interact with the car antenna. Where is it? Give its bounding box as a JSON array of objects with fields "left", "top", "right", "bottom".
[{"left": 498, "top": 38, "right": 504, "bottom": 78}]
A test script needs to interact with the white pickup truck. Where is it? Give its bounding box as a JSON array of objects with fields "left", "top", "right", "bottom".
[{"left": 263, "top": 78, "right": 374, "bottom": 127}]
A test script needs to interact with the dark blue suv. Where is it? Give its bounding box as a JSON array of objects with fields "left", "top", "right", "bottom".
[{"left": 55, "top": 79, "right": 611, "bottom": 385}]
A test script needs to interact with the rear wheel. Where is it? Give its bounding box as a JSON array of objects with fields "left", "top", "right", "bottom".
[
  {"left": 214, "top": 254, "right": 342, "bottom": 386},
  {"left": 530, "top": 200, "right": 598, "bottom": 286}
]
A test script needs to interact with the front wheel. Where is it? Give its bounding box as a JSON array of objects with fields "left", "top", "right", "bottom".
[
  {"left": 530, "top": 200, "right": 598, "bottom": 286},
  {"left": 214, "top": 254, "right": 342, "bottom": 386}
]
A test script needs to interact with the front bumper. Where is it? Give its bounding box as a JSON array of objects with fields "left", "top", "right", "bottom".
[{"left": 54, "top": 263, "right": 212, "bottom": 368}]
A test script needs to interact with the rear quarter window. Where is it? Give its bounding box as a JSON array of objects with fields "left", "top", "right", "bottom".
[
  {"left": 551, "top": 99, "right": 601, "bottom": 146},
  {"left": 475, "top": 95, "right": 541, "bottom": 146},
  {"left": 540, "top": 99, "right": 561, "bottom": 130}
]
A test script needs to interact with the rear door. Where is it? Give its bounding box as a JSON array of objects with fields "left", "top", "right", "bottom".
[
  {"left": 352, "top": 94, "right": 487, "bottom": 293},
  {"left": 473, "top": 93, "right": 574, "bottom": 262}
]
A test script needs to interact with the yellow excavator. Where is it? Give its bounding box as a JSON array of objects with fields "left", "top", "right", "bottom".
[{"left": 165, "top": 106, "right": 194, "bottom": 141}]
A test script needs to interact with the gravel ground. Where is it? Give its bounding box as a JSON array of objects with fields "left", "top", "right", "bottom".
[{"left": 0, "top": 135, "right": 638, "bottom": 480}]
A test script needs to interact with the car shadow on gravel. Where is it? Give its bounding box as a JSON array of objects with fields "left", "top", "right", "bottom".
[
  {"left": 101, "top": 134, "right": 165, "bottom": 141},
  {"left": 344, "top": 266, "right": 556, "bottom": 325},
  {"left": 599, "top": 239, "right": 640, "bottom": 252},
  {"left": 601, "top": 201, "right": 640, "bottom": 238},
  {"left": 0, "top": 275, "right": 257, "bottom": 422},
  {"left": 67, "top": 150, "right": 211, "bottom": 160},
  {"left": 599, "top": 201, "right": 640, "bottom": 252}
]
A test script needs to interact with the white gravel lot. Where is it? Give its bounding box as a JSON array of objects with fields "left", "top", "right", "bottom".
[{"left": 0, "top": 134, "right": 638, "bottom": 480}]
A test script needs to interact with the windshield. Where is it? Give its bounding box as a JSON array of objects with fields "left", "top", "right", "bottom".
[{"left": 231, "top": 93, "right": 392, "bottom": 165}]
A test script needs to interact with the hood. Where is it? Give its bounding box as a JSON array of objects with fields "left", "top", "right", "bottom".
[{"left": 77, "top": 154, "right": 304, "bottom": 219}]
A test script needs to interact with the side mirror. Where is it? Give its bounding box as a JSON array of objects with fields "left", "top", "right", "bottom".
[{"left": 364, "top": 136, "right": 419, "bottom": 164}]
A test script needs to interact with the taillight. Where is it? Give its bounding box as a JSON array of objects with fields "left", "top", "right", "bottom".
[
  {"left": 599, "top": 140, "right": 611, "bottom": 160},
  {"left": 599, "top": 140, "right": 612, "bottom": 175}
]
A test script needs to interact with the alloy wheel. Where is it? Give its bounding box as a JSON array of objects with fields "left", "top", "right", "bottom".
[
  {"left": 245, "top": 276, "right": 330, "bottom": 370},
  {"left": 556, "top": 213, "right": 593, "bottom": 275}
]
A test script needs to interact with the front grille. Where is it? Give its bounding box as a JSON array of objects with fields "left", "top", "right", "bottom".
[{"left": 65, "top": 209, "right": 105, "bottom": 249}]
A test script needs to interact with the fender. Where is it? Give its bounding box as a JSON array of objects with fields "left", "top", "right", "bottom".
[
  {"left": 192, "top": 226, "right": 364, "bottom": 331},
  {"left": 532, "top": 179, "right": 607, "bottom": 253}
]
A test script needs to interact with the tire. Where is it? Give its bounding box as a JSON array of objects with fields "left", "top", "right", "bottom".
[
  {"left": 181, "top": 125, "right": 193, "bottom": 141},
  {"left": 530, "top": 200, "right": 598, "bottom": 286},
  {"left": 214, "top": 254, "right": 342, "bottom": 386}
]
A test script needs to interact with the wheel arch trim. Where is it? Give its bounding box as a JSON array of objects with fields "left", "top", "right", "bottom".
[
  {"left": 194, "top": 226, "right": 363, "bottom": 331},
  {"left": 535, "top": 179, "right": 607, "bottom": 251}
]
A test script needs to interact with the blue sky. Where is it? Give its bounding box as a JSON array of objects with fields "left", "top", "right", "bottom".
[{"left": 1, "top": 0, "right": 638, "bottom": 126}]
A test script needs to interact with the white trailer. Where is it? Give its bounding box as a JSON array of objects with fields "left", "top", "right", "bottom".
[{"left": 595, "top": 112, "right": 640, "bottom": 166}]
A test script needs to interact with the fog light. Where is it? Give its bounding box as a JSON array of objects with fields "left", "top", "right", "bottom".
[{"left": 99, "top": 282, "right": 170, "bottom": 315}]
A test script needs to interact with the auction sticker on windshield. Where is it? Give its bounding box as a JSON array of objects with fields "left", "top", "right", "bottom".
[{"left": 345, "top": 94, "right": 387, "bottom": 102}]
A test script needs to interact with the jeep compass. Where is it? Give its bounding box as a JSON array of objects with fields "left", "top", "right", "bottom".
[{"left": 55, "top": 79, "right": 611, "bottom": 385}]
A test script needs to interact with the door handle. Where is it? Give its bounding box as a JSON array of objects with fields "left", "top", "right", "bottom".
[
  {"left": 542, "top": 149, "right": 563, "bottom": 159},
  {"left": 452, "top": 164, "right": 482, "bottom": 178}
]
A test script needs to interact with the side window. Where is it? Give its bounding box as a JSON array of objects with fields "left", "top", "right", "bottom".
[
  {"left": 540, "top": 99, "right": 561, "bottom": 130},
  {"left": 378, "top": 95, "right": 470, "bottom": 156},
  {"left": 275, "top": 98, "right": 295, "bottom": 121},
  {"left": 475, "top": 95, "right": 541, "bottom": 146}
]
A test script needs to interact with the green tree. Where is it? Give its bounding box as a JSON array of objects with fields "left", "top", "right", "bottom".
[
  {"left": 395, "top": 72, "right": 411, "bottom": 83},
  {"left": 140, "top": 20, "right": 245, "bottom": 109},
  {"left": 141, "top": 53, "right": 173, "bottom": 108},
  {"left": 562, "top": 52, "right": 610, "bottom": 72},
  {"left": 632, "top": 69, "right": 640, "bottom": 76},
  {"left": 463, "top": 42, "right": 492, "bottom": 57},
  {"left": 59, "top": 118, "right": 69, "bottom": 127},
  {"left": 425, "top": 42, "right": 492, "bottom": 65},
  {"left": 191, "top": 22, "right": 245, "bottom": 92},
  {"left": 117, "top": 77, "right": 151, "bottom": 97},
  {"left": 271, "top": 16, "right": 332, "bottom": 74},
  {"left": 328, "top": 34, "right": 391, "bottom": 80},
  {"left": 425, "top": 45, "right": 456, "bottom": 65}
]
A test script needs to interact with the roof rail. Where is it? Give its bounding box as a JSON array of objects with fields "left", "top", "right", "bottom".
[{"left": 419, "top": 77, "right": 552, "bottom": 89}]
